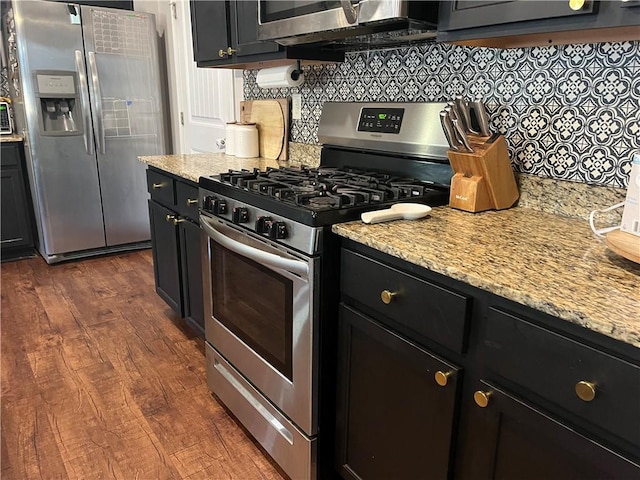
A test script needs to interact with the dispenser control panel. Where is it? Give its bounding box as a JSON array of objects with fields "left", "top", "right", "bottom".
[
  {"left": 0, "top": 102, "right": 12, "bottom": 135},
  {"left": 358, "top": 108, "right": 405, "bottom": 134},
  {"left": 36, "top": 73, "right": 76, "bottom": 96}
]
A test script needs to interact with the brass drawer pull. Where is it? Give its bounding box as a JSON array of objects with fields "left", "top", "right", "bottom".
[
  {"left": 227, "top": 47, "right": 237, "bottom": 55},
  {"left": 218, "top": 49, "right": 227, "bottom": 58},
  {"left": 186, "top": 198, "right": 198, "bottom": 206},
  {"left": 165, "top": 214, "right": 176, "bottom": 222},
  {"left": 152, "top": 182, "right": 164, "bottom": 189},
  {"left": 173, "top": 218, "right": 186, "bottom": 225},
  {"left": 434, "top": 370, "right": 454, "bottom": 387},
  {"left": 575, "top": 381, "right": 596, "bottom": 402},
  {"left": 569, "top": 0, "right": 586, "bottom": 10},
  {"left": 474, "top": 390, "right": 492, "bottom": 408},
  {"left": 380, "top": 289, "right": 397, "bottom": 304}
]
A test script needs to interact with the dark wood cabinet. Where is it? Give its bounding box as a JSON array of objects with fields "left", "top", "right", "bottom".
[
  {"left": 148, "top": 199, "right": 182, "bottom": 314},
  {"left": 179, "top": 218, "right": 204, "bottom": 333},
  {"left": 337, "top": 239, "right": 640, "bottom": 480},
  {"left": 455, "top": 381, "right": 640, "bottom": 480},
  {"left": 147, "top": 167, "right": 204, "bottom": 336},
  {"left": 190, "top": 0, "right": 231, "bottom": 65},
  {"left": 437, "top": 0, "right": 640, "bottom": 48},
  {"left": 1, "top": 141, "right": 36, "bottom": 260},
  {"left": 336, "top": 303, "right": 461, "bottom": 480},
  {"left": 189, "top": 0, "right": 343, "bottom": 68}
]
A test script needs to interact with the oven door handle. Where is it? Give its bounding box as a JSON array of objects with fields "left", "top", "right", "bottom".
[{"left": 201, "top": 216, "right": 309, "bottom": 277}]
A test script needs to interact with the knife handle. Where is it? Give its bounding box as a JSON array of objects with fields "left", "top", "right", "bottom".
[
  {"left": 440, "top": 111, "right": 460, "bottom": 152},
  {"left": 452, "top": 118, "right": 474, "bottom": 153},
  {"left": 470, "top": 99, "right": 492, "bottom": 137},
  {"left": 455, "top": 96, "right": 480, "bottom": 135}
]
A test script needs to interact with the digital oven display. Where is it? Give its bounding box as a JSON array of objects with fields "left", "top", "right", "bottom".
[{"left": 357, "top": 108, "right": 405, "bottom": 134}]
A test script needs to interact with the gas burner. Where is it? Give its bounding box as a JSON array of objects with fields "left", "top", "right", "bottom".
[{"left": 205, "top": 163, "right": 450, "bottom": 223}]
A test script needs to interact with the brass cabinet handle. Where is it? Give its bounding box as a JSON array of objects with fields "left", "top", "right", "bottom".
[
  {"left": 474, "top": 390, "right": 492, "bottom": 408},
  {"left": 186, "top": 198, "right": 198, "bottom": 206},
  {"left": 152, "top": 182, "right": 164, "bottom": 189},
  {"left": 575, "top": 381, "right": 596, "bottom": 402},
  {"left": 173, "top": 218, "right": 186, "bottom": 225},
  {"left": 434, "top": 370, "right": 454, "bottom": 387},
  {"left": 227, "top": 47, "right": 237, "bottom": 55},
  {"left": 569, "top": 0, "right": 586, "bottom": 10},
  {"left": 380, "top": 289, "right": 398, "bottom": 304},
  {"left": 165, "top": 214, "right": 176, "bottom": 222},
  {"left": 218, "top": 49, "right": 227, "bottom": 58}
]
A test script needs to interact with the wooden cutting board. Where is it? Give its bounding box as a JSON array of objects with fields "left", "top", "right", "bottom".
[
  {"left": 606, "top": 229, "right": 640, "bottom": 264},
  {"left": 240, "top": 99, "right": 289, "bottom": 161}
]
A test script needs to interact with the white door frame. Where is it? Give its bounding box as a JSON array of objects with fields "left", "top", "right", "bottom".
[{"left": 135, "top": 0, "right": 244, "bottom": 154}]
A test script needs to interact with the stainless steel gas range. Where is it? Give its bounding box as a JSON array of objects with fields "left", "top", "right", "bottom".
[{"left": 198, "top": 102, "right": 453, "bottom": 480}]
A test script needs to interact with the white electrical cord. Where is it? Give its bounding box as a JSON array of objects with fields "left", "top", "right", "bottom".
[{"left": 589, "top": 202, "right": 625, "bottom": 238}]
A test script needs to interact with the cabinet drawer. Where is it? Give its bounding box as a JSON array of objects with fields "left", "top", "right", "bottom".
[
  {"left": 146, "top": 169, "right": 175, "bottom": 208},
  {"left": 175, "top": 180, "right": 199, "bottom": 220},
  {"left": 341, "top": 249, "right": 471, "bottom": 354},
  {"left": 481, "top": 307, "right": 640, "bottom": 449}
]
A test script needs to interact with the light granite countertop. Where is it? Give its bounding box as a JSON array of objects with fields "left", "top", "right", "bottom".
[
  {"left": 0, "top": 134, "right": 23, "bottom": 143},
  {"left": 333, "top": 208, "right": 640, "bottom": 348},
  {"left": 138, "top": 153, "right": 290, "bottom": 183},
  {"left": 138, "top": 152, "right": 639, "bottom": 348}
]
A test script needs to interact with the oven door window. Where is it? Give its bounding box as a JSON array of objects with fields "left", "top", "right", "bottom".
[{"left": 212, "top": 244, "right": 293, "bottom": 381}]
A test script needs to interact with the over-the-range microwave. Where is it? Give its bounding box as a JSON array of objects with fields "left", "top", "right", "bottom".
[{"left": 257, "top": 0, "right": 439, "bottom": 49}]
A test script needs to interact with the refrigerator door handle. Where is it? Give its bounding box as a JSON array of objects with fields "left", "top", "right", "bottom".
[
  {"left": 87, "top": 51, "right": 106, "bottom": 155},
  {"left": 75, "top": 50, "right": 93, "bottom": 156}
]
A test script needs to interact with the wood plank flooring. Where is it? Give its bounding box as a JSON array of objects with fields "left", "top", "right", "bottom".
[{"left": 1, "top": 250, "right": 286, "bottom": 480}]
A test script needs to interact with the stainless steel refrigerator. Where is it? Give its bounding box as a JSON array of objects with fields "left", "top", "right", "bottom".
[{"left": 8, "top": 0, "right": 167, "bottom": 264}]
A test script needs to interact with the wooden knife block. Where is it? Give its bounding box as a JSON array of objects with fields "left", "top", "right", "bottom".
[{"left": 447, "top": 135, "right": 519, "bottom": 213}]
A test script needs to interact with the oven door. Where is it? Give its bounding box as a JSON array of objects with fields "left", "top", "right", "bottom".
[{"left": 200, "top": 214, "right": 319, "bottom": 436}]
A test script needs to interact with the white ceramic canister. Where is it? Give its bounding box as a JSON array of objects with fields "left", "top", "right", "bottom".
[
  {"left": 235, "top": 123, "right": 259, "bottom": 158},
  {"left": 225, "top": 121, "right": 237, "bottom": 156}
]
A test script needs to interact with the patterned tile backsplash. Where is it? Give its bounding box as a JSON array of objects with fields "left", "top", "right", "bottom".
[{"left": 244, "top": 41, "right": 640, "bottom": 189}]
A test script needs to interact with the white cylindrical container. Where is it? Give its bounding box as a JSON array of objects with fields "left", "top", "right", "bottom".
[
  {"left": 235, "top": 123, "right": 259, "bottom": 158},
  {"left": 225, "top": 121, "right": 237, "bottom": 156}
]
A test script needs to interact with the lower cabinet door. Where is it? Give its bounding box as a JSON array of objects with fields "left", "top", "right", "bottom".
[
  {"left": 179, "top": 219, "right": 204, "bottom": 335},
  {"left": 1, "top": 167, "right": 33, "bottom": 251},
  {"left": 148, "top": 200, "right": 182, "bottom": 315},
  {"left": 457, "top": 381, "right": 640, "bottom": 480},
  {"left": 336, "top": 304, "right": 460, "bottom": 480}
]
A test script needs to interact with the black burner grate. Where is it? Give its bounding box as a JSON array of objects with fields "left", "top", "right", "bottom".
[{"left": 215, "top": 166, "right": 441, "bottom": 211}]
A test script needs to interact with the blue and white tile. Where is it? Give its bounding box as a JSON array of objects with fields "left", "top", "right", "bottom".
[{"left": 243, "top": 41, "right": 639, "bottom": 188}]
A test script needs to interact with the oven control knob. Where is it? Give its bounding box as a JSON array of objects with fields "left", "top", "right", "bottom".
[
  {"left": 214, "top": 199, "right": 227, "bottom": 215},
  {"left": 232, "top": 206, "right": 249, "bottom": 223},
  {"left": 203, "top": 195, "right": 215, "bottom": 212},
  {"left": 268, "top": 221, "right": 287, "bottom": 239},
  {"left": 255, "top": 216, "right": 273, "bottom": 234}
]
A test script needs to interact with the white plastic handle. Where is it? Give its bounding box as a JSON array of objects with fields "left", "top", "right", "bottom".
[{"left": 361, "top": 203, "right": 432, "bottom": 224}]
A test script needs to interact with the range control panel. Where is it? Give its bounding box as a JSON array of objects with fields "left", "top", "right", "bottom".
[{"left": 357, "top": 107, "right": 405, "bottom": 134}]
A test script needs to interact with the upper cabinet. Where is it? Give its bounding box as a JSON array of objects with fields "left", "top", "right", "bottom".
[
  {"left": 437, "top": 0, "right": 640, "bottom": 48},
  {"left": 190, "top": 0, "right": 344, "bottom": 68}
]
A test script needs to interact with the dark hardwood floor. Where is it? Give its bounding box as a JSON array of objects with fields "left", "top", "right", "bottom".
[{"left": 1, "top": 249, "right": 286, "bottom": 480}]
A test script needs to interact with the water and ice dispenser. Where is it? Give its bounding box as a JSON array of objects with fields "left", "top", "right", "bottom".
[{"left": 35, "top": 71, "right": 81, "bottom": 135}]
